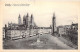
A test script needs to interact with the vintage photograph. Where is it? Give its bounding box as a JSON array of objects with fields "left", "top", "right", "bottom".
[{"left": 2, "top": 0, "right": 78, "bottom": 49}]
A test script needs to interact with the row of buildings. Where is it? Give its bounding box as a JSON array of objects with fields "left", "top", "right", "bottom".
[{"left": 57, "top": 23, "right": 78, "bottom": 36}]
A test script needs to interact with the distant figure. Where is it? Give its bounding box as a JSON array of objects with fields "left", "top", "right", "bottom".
[{"left": 36, "top": 33, "right": 39, "bottom": 36}]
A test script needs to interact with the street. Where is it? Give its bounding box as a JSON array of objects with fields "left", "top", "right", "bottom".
[{"left": 3, "top": 34, "right": 74, "bottom": 49}]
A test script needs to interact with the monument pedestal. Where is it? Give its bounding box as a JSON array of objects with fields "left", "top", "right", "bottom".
[
  {"left": 30, "top": 37, "right": 43, "bottom": 48},
  {"left": 37, "top": 38, "right": 40, "bottom": 43}
]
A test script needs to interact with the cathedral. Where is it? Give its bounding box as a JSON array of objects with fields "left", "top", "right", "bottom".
[{"left": 7, "top": 13, "right": 37, "bottom": 30}]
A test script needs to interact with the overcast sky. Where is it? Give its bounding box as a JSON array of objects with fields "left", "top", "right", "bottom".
[{"left": 1, "top": 0, "right": 79, "bottom": 27}]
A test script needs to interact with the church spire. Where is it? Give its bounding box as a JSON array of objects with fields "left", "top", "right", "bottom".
[
  {"left": 53, "top": 12, "right": 55, "bottom": 19},
  {"left": 18, "top": 14, "right": 22, "bottom": 25},
  {"left": 19, "top": 14, "right": 20, "bottom": 18},
  {"left": 31, "top": 14, "right": 33, "bottom": 23},
  {"left": 26, "top": 13, "right": 29, "bottom": 17}
]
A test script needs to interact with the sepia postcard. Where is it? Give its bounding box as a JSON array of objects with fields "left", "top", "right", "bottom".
[{"left": 0, "top": 0, "right": 80, "bottom": 52}]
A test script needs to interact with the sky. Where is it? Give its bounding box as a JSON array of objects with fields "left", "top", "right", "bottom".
[{"left": 1, "top": 0, "right": 80, "bottom": 27}]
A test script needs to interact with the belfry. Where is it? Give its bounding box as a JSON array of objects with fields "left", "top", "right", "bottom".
[{"left": 52, "top": 13, "right": 57, "bottom": 35}]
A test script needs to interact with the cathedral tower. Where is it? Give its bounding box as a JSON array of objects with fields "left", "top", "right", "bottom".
[
  {"left": 30, "top": 14, "right": 33, "bottom": 29},
  {"left": 18, "top": 14, "right": 22, "bottom": 25},
  {"left": 23, "top": 15, "right": 26, "bottom": 25},
  {"left": 26, "top": 13, "right": 29, "bottom": 28}
]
